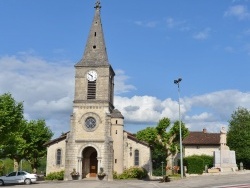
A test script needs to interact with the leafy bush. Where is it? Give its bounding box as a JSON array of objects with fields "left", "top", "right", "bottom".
[
  {"left": 199, "top": 155, "right": 213, "bottom": 168},
  {"left": 0, "top": 160, "right": 5, "bottom": 176},
  {"left": 45, "top": 171, "right": 64, "bottom": 180},
  {"left": 113, "top": 167, "right": 148, "bottom": 179},
  {"left": 0, "top": 158, "right": 15, "bottom": 174},
  {"left": 184, "top": 156, "right": 204, "bottom": 174},
  {"left": 113, "top": 171, "right": 118, "bottom": 179},
  {"left": 183, "top": 155, "right": 213, "bottom": 174}
]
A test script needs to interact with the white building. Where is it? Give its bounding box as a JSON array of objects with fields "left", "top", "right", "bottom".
[{"left": 183, "top": 129, "right": 220, "bottom": 157}]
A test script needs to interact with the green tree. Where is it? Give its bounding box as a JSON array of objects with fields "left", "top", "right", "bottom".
[
  {"left": 0, "top": 93, "right": 24, "bottom": 144},
  {"left": 227, "top": 107, "right": 250, "bottom": 169},
  {"left": 136, "top": 117, "right": 189, "bottom": 175},
  {"left": 0, "top": 120, "right": 27, "bottom": 169},
  {"left": 136, "top": 127, "right": 157, "bottom": 145},
  {"left": 155, "top": 118, "right": 189, "bottom": 169},
  {"left": 0, "top": 93, "right": 26, "bottom": 170},
  {"left": 22, "top": 119, "right": 53, "bottom": 172},
  {"left": 0, "top": 93, "right": 53, "bottom": 172}
]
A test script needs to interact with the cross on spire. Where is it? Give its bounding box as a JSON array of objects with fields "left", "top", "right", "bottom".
[
  {"left": 76, "top": 0, "right": 109, "bottom": 66},
  {"left": 94, "top": 0, "right": 101, "bottom": 10}
]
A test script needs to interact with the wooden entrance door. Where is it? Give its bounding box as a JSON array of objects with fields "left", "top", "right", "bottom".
[{"left": 89, "top": 152, "right": 97, "bottom": 177}]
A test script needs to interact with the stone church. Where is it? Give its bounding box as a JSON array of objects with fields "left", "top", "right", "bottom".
[{"left": 45, "top": 1, "right": 152, "bottom": 181}]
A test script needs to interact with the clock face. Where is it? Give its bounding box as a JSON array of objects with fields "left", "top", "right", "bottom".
[
  {"left": 85, "top": 117, "right": 96, "bottom": 129},
  {"left": 87, "top": 70, "right": 97, "bottom": 81}
]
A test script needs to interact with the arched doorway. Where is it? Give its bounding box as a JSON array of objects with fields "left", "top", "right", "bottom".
[
  {"left": 89, "top": 152, "right": 97, "bottom": 177},
  {"left": 82, "top": 147, "right": 98, "bottom": 178}
]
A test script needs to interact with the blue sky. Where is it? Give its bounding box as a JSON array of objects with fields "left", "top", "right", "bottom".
[{"left": 1, "top": 0, "right": 250, "bottom": 138}]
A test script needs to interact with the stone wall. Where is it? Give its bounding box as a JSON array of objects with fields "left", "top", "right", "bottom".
[
  {"left": 111, "top": 118, "right": 124, "bottom": 174},
  {"left": 123, "top": 133, "right": 152, "bottom": 174},
  {"left": 46, "top": 139, "right": 66, "bottom": 174}
]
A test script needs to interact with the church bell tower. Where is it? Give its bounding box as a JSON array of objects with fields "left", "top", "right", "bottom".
[{"left": 64, "top": 1, "right": 115, "bottom": 181}]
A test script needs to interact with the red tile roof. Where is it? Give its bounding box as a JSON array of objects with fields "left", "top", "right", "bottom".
[{"left": 183, "top": 131, "right": 220, "bottom": 146}]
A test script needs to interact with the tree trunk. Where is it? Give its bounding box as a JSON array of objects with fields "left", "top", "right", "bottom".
[
  {"left": 166, "top": 151, "right": 173, "bottom": 176},
  {"left": 13, "top": 159, "right": 19, "bottom": 171}
]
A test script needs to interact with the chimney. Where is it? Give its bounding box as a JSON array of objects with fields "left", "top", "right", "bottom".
[{"left": 203, "top": 128, "right": 207, "bottom": 133}]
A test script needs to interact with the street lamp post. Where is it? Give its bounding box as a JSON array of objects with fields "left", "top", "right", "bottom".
[
  {"left": 174, "top": 78, "right": 183, "bottom": 179},
  {"left": 161, "top": 161, "right": 164, "bottom": 178}
]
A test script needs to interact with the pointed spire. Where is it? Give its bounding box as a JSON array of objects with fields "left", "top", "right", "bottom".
[{"left": 76, "top": 0, "right": 109, "bottom": 67}]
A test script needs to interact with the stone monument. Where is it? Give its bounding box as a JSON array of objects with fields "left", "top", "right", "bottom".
[{"left": 213, "top": 127, "right": 238, "bottom": 172}]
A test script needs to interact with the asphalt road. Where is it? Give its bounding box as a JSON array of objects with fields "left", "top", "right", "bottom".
[{"left": 21, "top": 172, "right": 250, "bottom": 188}]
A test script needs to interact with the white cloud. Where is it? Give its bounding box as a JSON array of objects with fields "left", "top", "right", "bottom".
[
  {"left": 224, "top": 5, "right": 250, "bottom": 20},
  {"left": 185, "top": 90, "right": 250, "bottom": 117},
  {"left": 134, "top": 20, "right": 158, "bottom": 28},
  {"left": 166, "top": 17, "right": 176, "bottom": 28},
  {"left": 0, "top": 54, "right": 75, "bottom": 137},
  {"left": 193, "top": 28, "right": 211, "bottom": 40},
  {"left": 115, "top": 90, "right": 250, "bottom": 133},
  {"left": 185, "top": 112, "right": 214, "bottom": 122},
  {"left": 134, "top": 17, "right": 187, "bottom": 30},
  {"left": 1, "top": 54, "right": 250, "bottom": 137},
  {"left": 165, "top": 17, "right": 186, "bottom": 30},
  {"left": 114, "top": 69, "right": 136, "bottom": 94},
  {"left": 0, "top": 54, "right": 136, "bottom": 137},
  {"left": 114, "top": 95, "right": 163, "bottom": 124}
]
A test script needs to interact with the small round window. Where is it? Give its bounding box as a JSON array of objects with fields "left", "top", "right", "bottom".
[{"left": 85, "top": 117, "right": 96, "bottom": 129}]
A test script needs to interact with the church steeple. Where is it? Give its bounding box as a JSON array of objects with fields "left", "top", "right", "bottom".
[{"left": 76, "top": 0, "right": 109, "bottom": 66}]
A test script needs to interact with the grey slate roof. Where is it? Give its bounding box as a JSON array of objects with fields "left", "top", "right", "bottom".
[
  {"left": 124, "top": 131, "right": 149, "bottom": 147},
  {"left": 44, "top": 130, "right": 150, "bottom": 148},
  {"left": 44, "top": 132, "right": 68, "bottom": 147},
  {"left": 111, "top": 109, "right": 124, "bottom": 119},
  {"left": 76, "top": 1, "right": 109, "bottom": 67}
]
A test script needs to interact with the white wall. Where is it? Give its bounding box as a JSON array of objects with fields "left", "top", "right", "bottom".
[
  {"left": 46, "top": 140, "right": 66, "bottom": 174},
  {"left": 184, "top": 145, "right": 220, "bottom": 157},
  {"left": 123, "top": 132, "right": 152, "bottom": 175}
]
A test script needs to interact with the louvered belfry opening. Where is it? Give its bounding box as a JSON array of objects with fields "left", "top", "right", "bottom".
[{"left": 87, "top": 80, "right": 96, "bottom": 99}]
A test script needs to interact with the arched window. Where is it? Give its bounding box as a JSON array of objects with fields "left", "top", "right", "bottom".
[
  {"left": 56, "top": 149, "right": 62, "bottom": 165},
  {"left": 134, "top": 149, "right": 139, "bottom": 166}
]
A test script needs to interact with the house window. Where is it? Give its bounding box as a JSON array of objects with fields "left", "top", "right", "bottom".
[
  {"left": 56, "top": 149, "right": 62, "bottom": 165},
  {"left": 134, "top": 149, "right": 139, "bottom": 166}
]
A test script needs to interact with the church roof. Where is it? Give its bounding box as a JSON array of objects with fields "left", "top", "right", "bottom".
[
  {"left": 125, "top": 131, "right": 150, "bottom": 147},
  {"left": 44, "top": 130, "right": 150, "bottom": 148},
  {"left": 44, "top": 132, "right": 68, "bottom": 147},
  {"left": 76, "top": 0, "right": 109, "bottom": 67},
  {"left": 111, "top": 109, "right": 124, "bottom": 119},
  {"left": 183, "top": 129, "right": 220, "bottom": 146}
]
